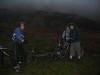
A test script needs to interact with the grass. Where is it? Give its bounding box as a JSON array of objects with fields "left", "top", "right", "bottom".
[
  {"left": 25, "top": 34, "right": 57, "bottom": 52},
  {"left": 0, "top": 27, "right": 100, "bottom": 75},
  {"left": 0, "top": 56, "right": 100, "bottom": 75}
]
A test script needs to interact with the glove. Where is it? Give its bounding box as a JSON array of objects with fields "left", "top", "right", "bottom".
[{"left": 21, "top": 40, "right": 24, "bottom": 43}]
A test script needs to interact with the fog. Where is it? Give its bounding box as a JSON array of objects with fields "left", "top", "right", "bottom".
[{"left": 0, "top": 0, "right": 100, "bottom": 21}]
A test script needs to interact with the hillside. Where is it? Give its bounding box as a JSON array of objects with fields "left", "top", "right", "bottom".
[
  {"left": 0, "top": 9, "right": 100, "bottom": 75},
  {"left": 0, "top": 9, "right": 100, "bottom": 52},
  {"left": 0, "top": 9, "right": 100, "bottom": 31}
]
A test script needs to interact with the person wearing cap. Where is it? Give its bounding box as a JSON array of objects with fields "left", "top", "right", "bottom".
[
  {"left": 69, "top": 24, "right": 81, "bottom": 60},
  {"left": 12, "top": 22, "right": 26, "bottom": 72}
]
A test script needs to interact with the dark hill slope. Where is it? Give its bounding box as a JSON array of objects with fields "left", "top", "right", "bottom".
[{"left": 0, "top": 9, "right": 99, "bottom": 31}]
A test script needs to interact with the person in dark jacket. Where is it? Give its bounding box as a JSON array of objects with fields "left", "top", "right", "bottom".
[
  {"left": 12, "top": 22, "right": 26, "bottom": 72},
  {"left": 69, "top": 24, "right": 81, "bottom": 60}
]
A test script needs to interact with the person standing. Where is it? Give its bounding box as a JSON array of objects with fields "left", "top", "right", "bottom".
[
  {"left": 62, "top": 26, "right": 70, "bottom": 57},
  {"left": 62, "top": 26, "right": 70, "bottom": 42},
  {"left": 12, "top": 22, "right": 26, "bottom": 72},
  {"left": 69, "top": 23, "right": 81, "bottom": 60}
]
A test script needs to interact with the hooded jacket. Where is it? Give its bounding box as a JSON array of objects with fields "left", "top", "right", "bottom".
[{"left": 12, "top": 27, "right": 24, "bottom": 43}]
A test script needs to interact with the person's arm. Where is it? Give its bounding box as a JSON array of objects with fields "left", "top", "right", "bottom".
[
  {"left": 76, "top": 30, "right": 80, "bottom": 40},
  {"left": 62, "top": 31, "right": 65, "bottom": 39},
  {"left": 15, "top": 28, "right": 24, "bottom": 43}
]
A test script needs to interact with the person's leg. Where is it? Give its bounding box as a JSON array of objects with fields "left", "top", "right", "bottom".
[
  {"left": 75, "top": 42, "right": 81, "bottom": 60},
  {"left": 18, "top": 43, "right": 27, "bottom": 64},
  {"left": 13, "top": 42, "right": 20, "bottom": 72},
  {"left": 13, "top": 42, "right": 18, "bottom": 65},
  {"left": 14, "top": 43, "right": 24, "bottom": 72},
  {"left": 17, "top": 43, "right": 23, "bottom": 64},
  {"left": 69, "top": 43, "right": 75, "bottom": 59}
]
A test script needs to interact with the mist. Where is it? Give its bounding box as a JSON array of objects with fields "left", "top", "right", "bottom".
[{"left": 0, "top": 0, "right": 100, "bottom": 21}]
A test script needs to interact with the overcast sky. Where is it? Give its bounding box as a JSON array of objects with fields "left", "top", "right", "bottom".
[{"left": 0, "top": 0, "right": 100, "bottom": 21}]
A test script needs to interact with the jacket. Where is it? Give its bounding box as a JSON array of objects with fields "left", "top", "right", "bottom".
[
  {"left": 70, "top": 29, "right": 80, "bottom": 43},
  {"left": 62, "top": 30, "right": 70, "bottom": 40},
  {"left": 12, "top": 27, "right": 24, "bottom": 43}
]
